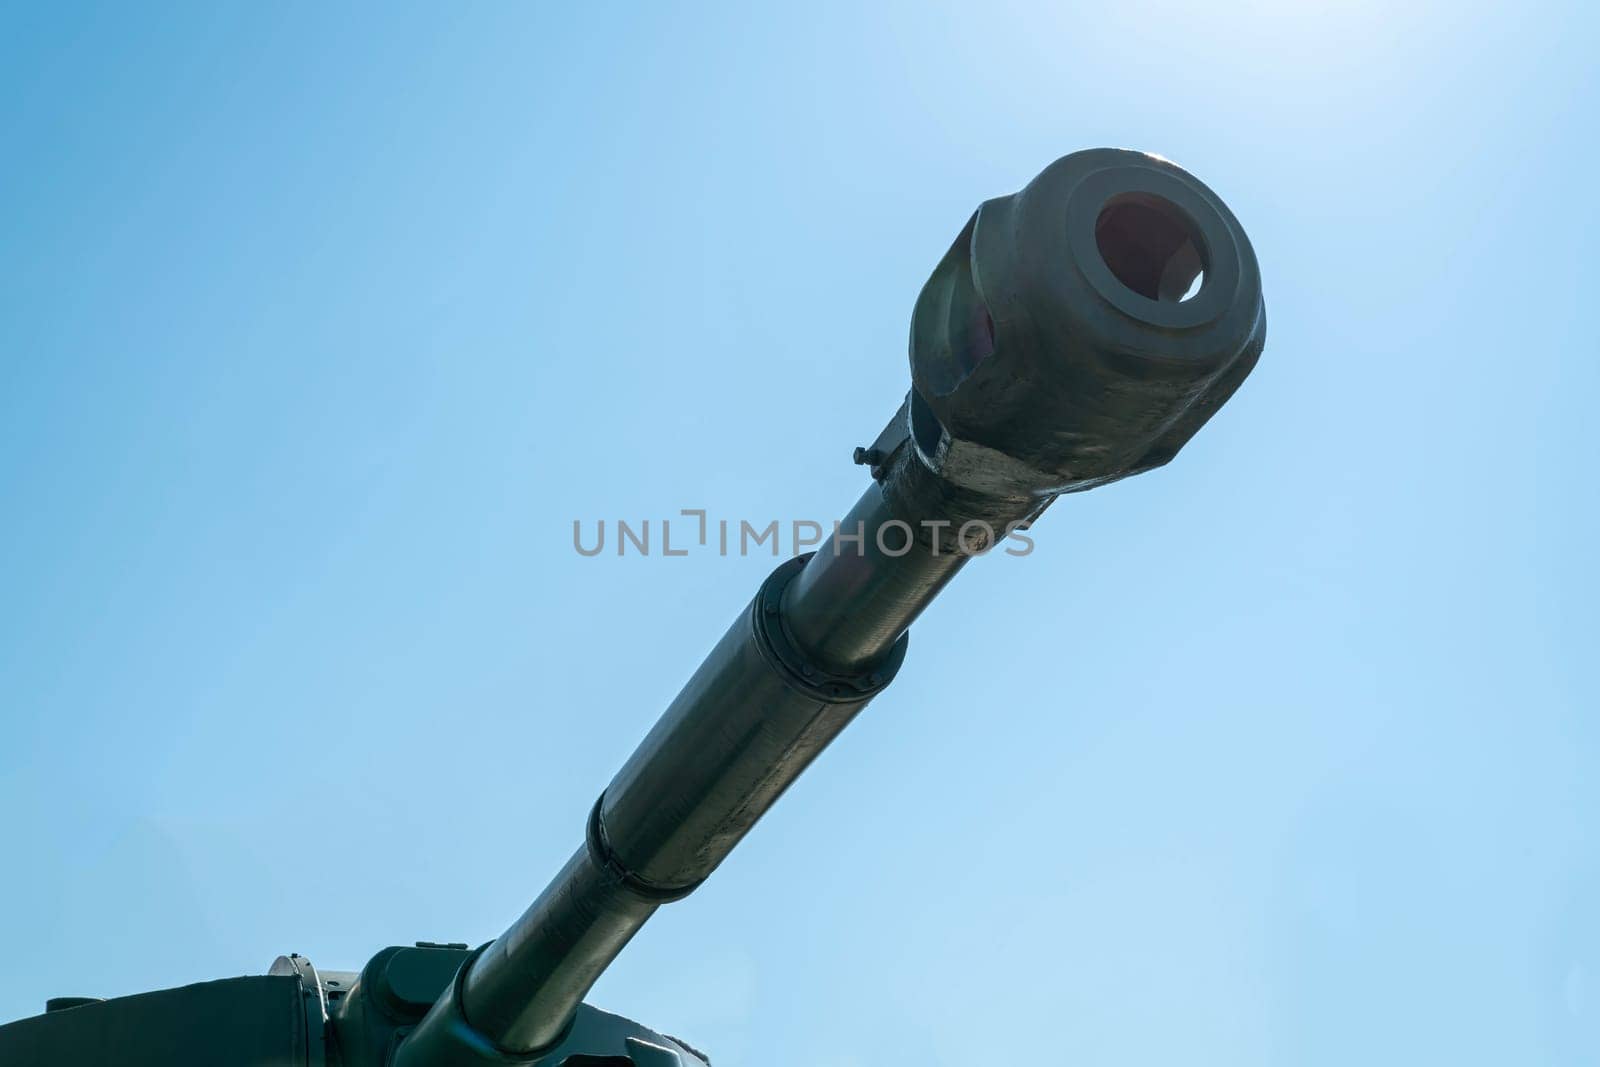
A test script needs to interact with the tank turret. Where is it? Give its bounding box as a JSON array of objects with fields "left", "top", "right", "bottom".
[{"left": 1, "top": 148, "right": 1265, "bottom": 1067}]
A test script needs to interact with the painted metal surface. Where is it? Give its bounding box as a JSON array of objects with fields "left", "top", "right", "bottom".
[{"left": 0, "top": 147, "right": 1264, "bottom": 1067}]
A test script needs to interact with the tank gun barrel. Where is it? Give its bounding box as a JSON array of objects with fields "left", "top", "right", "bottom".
[{"left": 396, "top": 147, "right": 1266, "bottom": 1065}]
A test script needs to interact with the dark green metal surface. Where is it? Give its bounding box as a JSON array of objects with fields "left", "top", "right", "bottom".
[
  {"left": 0, "top": 147, "right": 1264, "bottom": 1067},
  {"left": 0, "top": 977, "right": 307, "bottom": 1065}
]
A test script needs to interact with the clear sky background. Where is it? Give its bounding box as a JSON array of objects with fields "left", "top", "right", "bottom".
[{"left": 1, "top": 3, "right": 1596, "bottom": 1064}]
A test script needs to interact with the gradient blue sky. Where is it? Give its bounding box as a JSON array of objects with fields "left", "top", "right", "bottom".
[{"left": 2, "top": 3, "right": 1596, "bottom": 1064}]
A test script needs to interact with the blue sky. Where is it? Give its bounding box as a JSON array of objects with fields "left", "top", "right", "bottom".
[{"left": 1, "top": 2, "right": 1595, "bottom": 1063}]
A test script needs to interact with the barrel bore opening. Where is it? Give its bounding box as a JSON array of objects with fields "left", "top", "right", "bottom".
[{"left": 1094, "top": 193, "right": 1207, "bottom": 303}]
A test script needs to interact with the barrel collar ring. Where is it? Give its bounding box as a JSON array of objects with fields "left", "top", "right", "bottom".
[{"left": 754, "top": 552, "right": 910, "bottom": 703}]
